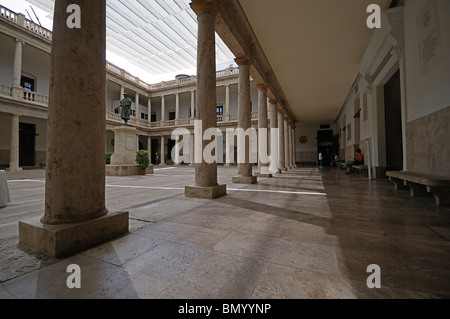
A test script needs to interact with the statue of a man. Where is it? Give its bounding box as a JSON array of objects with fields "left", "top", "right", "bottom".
[{"left": 115, "top": 93, "right": 132, "bottom": 124}]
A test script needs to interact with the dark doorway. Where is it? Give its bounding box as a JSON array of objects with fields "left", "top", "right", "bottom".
[
  {"left": 19, "top": 122, "right": 36, "bottom": 167},
  {"left": 151, "top": 139, "right": 159, "bottom": 164},
  {"left": 384, "top": 69, "right": 403, "bottom": 171},
  {"left": 317, "top": 129, "right": 333, "bottom": 166}
]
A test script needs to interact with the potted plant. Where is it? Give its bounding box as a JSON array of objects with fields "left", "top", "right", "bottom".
[{"left": 135, "top": 150, "right": 150, "bottom": 175}]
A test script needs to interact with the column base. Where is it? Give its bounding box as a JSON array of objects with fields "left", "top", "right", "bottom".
[
  {"left": 6, "top": 167, "right": 23, "bottom": 172},
  {"left": 105, "top": 165, "right": 154, "bottom": 176},
  {"left": 185, "top": 184, "right": 227, "bottom": 199},
  {"left": 279, "top": 167, "right": 288, "bottom": 172},
  {"left": 254, "top": 172, "right": 272, "bottom": 178},
  {"left": 232, "top": 175, "right": 257, "bottom": 184},
  {"left": 18, "top": 211, "right": 129, "bottom": 258}
]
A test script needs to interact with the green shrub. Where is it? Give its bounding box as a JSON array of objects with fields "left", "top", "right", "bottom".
[
  {"left": 106, "top": 152, "right": 113, "bottom": 164},
  {"left": 135, "top": 150, "right": 150, "bottom": 170}
]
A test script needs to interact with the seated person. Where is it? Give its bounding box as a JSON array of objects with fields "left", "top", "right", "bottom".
[
  {"left": 345, "top": 149, "right": 364, "bottom": 174},
  {"left": 330, "top": 153, "right": 339, "bottom": 167}
]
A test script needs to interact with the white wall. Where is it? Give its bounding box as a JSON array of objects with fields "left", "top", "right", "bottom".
[
  {"left": 404, "top": 0, "right": 450, "bottom": 122},
  {"left": 0, "top": 34, "right": 14, "bottom": 85},
  {"left": 22, "top": 45, "right": 50, "bottom": 94}
]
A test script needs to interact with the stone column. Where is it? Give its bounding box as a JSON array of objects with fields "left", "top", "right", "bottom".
[
  {"left": 190, "top": 90, "right": 195, "bottom": 124},
  {"left": 135, "top": 92, "right": 140, "bottom": 123},
  {"left": 8, "top": 114, "right": 22, "bottom": 172},
  {"left": 161, "top": 95, "right": 165, "bottom": 126},
  {"left": 225, "top": 84, "right": 230, "bottom": 122},
  {"left": 288, "top": 123, "right": 294, "bottom": 169},
  {"left": 12, "top": 39, "right": 23, "bottom": 99},
  {"left": 120, "top": 86, "right": 125, "bottom": 99},
  {"left": 256, "top": 84, "right": 271, "bottom": 177},
  {"left": 175, "top": 92, "right": 180, "bottom": 126},
  {"left": 13, "top": 39, "right": 22, "bottom": 87},
  {"left": 19, "top": 0, "right": 128, "bottom": 258},
  {"left": 232, "top": 56, "right": 256, "bottom": 184},
  {"left": 284, "top": 117, "right": 290, "bottom": 169},
  {"left": 160, "top": 135, "right": 165, "bottom": 165},
  {"left": 268, "top": 99, "right": 279, "bottom": 174},
  {"left": 292, "top": 126, "right": 296, "bottom": 168},
  {"left": 185, "top": 0, "right": 226, "bottom": 199},
  {"left": 148, "top": 98, "right": 152, "bottom": 126},
  {"left": 189, "top": 132, "right": 195, "bottom": 166},
  {"left": 278, "top": 109, "right": 287, "bottom": 171}
]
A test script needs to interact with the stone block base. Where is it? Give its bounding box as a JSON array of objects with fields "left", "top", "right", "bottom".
[
  {"left": 106, "top": 165, "right": 153, "bottom": 176},
  {"left": 232, "top": 175, "right": 257, "bottom": 184},
  {"left": 255, "top": 172, "right": 272, "bottom": 178},
  {"left": 185, "top": 184, "right": 227, "bottom": 199},
  {"left": 18, "top": 211, "right": 129, "bottom": 258}
]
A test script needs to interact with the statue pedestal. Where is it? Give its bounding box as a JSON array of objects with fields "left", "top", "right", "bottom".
[
  {"left": 106, "top": 125, "right": 153, "bottom": 176},
  {"left": 111, "top": 126, "right": 137, "bottom": 165}
]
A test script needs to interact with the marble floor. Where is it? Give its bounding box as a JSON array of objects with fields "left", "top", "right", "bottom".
[{"left": 0, "top": 165, "right": 449, "bottom": 299}]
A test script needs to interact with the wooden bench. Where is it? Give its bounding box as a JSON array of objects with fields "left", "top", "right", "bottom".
[
  {"left": 386, "top": 171, "right": 450, "bottom": 207},
  {"left": 353, "top": 165, "right": 368, "bottom": 177}
]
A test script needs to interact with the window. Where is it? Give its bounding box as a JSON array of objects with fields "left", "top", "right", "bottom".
[
  {"left": 169, "top": 111, "right": 175, "bottom": 121},
  {"left": 151, "top": 113, "right": 156, "bottom": 122},
  {"left": 21, "top": 76, "right": 35, "bottom": 92},
  {"left": 141, "top": 113, "right": 145, "bottom": 119},
  {"left": 216, "top": 105, "right": 223, "bottom": 115},
  {"left": 347, "top": 124, "right": 352, "bottom": 140}
]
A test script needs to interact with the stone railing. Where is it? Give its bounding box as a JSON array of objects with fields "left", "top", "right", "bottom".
[
  {"left": 23, "top": 90, "right": 49, "bottom": 105},
  {"left": 106, "top": 62, "right": 151, "bottom": 90},
  {"left": 0, "top": 5, "right": 52, "bottom": 41},
  {"left": 178, "top": 118, "right": 191, "bottom": 126},
  {"left": 217, "top": 115, "right": 224, "bottom": 122},
  {"left": 0, "top": 83, "right": 12, "bottom": 98},
  {"left": 0, "top": 83, "right": 49, "bottom": 106}
]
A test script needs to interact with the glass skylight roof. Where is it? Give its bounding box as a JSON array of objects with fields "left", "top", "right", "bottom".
[{"left": 13, "top": 0, "right": 236, "bottom": 83}]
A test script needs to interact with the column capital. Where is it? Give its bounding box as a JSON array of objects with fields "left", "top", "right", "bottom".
[
  {"left": 277, "top": 107, "right": 285, "bottom": 114},
  {"left": 235, "top": 56, "right": 251, "bottom": 66},
  {"left": 190, "top": 0, "right": 217, "bottom": 16},
  {"left": 256, "top": 83, "right": 268, "bottom": 91},
  {"left": 268, "top": 98, "right": 278, "bottom": 105}
]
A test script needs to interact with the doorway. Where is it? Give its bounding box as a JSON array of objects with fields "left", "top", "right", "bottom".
[
  {"left": 384, "top": 69, "right": 403, "bottom": 171},
  {"left": 19, "top": 122, "right": 36, "bottom": 167}
]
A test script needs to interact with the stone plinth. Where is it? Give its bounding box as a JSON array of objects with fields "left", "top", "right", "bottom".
[
  {"left": 19, "top": 211, "right": 129, "bottom": 258},
  {"left": 111, "top": 126, "right": 137, "bottom": 165},
  {"left": 185, "top": 184, "right": 227, "bottom": 199},
  {"left": 232, "top": 176, "right": 257, "bottom": 184},
  {"left": 106, "top": 165, "right": 154, "bottom": 176}
]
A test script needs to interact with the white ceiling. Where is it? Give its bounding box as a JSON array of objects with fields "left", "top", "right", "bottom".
[{"left": 239, "top": 0, "right": 392, "bottom": 125}]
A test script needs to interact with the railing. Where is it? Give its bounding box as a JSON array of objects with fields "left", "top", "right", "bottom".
[
  {"left": 106, "top": 62, "right": 122, "bottom": 76},
  {"left": 150, "top": 121, "right": 161, "bottom": 128},
  {"left": 229, "top": 114, "right": 238, "bottom": 121},
  {"left": 217, "top": 115, "right": 224, "bottom": 122},
  {"left": 106, "top": 111, "right": 122, "bottom": 122},
  {"left": 0, "top": 5, "right": 52, "bottom": 41},
  {"left": 0, "top": 83, "right": 12, "bottom": 98},
  {"left": 0, "top": 5, "right": 17, "bottom": 23},
  {"left": 24, "top": 20, "right": 52, "bottom": 40},
  {"left": 164, "top": 120, "right": 176, "bottom": 127},
  {"left": 178, "top": 118, "right": 191, "bottom": 126},
  {"left": 251, "top": 112, "right": 258, "bottom": 120},
  {"left": 23, "top": 90, "right": 49, "bottom": 105}
]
